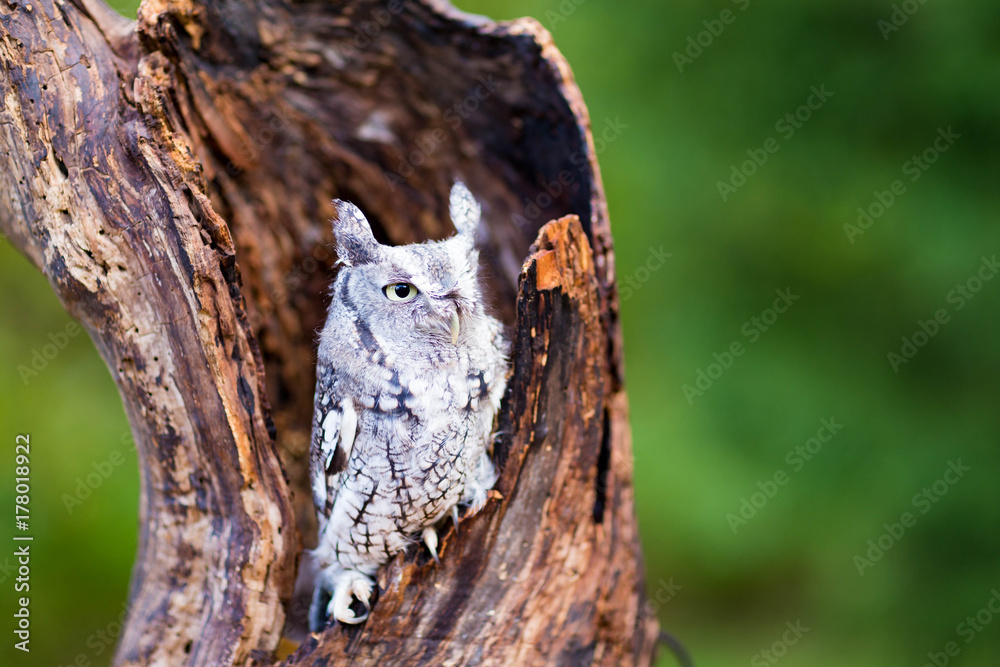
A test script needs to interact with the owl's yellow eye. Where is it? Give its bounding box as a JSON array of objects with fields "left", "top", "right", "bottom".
[{"left": 384, "top": 283, "right": 419, "bottom": 302}]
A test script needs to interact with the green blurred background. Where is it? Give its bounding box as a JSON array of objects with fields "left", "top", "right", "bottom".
[{"left": 3, "top": 0, "right": 1000, "bottom": 665}]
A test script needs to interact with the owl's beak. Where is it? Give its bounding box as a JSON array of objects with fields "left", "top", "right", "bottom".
[{"left": 450, "top": 312, "right": 460, "bottom": 345}]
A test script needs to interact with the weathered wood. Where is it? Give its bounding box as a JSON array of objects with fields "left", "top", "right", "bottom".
[
  {"left": 0, "top": 0, "right": 656, "bottom": 664},
  {"left": 1, "top": 1, "right": 297, "bottom": 665}
]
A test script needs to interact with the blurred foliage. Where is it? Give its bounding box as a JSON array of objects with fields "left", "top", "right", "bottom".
[{"left": 3, "top": 0, "right": 999, "bottom": 665}]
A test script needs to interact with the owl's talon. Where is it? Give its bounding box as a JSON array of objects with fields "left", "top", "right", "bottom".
[
  {"left": 451, "top": 505, "right": 461, "bottom": 532},
  {"left": 423, "top": 527, "right": 440, "bottom": 564},
  {"left": 326, "top": 571, "right": 373, "bottom": 625}
]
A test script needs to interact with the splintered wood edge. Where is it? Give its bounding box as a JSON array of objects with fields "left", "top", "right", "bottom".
[{"left": 529, "top": 215, "right": 596, "bottom": 295}]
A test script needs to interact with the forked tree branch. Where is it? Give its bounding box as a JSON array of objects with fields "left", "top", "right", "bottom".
[{"left": 0, "top": 0, "right": 657, "bottom": 664}]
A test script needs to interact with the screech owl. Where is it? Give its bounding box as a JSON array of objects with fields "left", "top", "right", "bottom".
[{"left": 308, "top": 182, "right": 508, "bottom": 629}]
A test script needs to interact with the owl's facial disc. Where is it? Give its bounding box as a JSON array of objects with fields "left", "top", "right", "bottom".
[{"left": 374, "top": 241, "right": 473, "bottom": 346}]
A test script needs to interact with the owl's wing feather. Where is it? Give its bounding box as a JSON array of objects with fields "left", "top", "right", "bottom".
[
  {"left": 336, "top": 400, "right": 358, "bottom": 473},
  {"left": 311, "top": 363, "right": 359, "bottom": 516}
]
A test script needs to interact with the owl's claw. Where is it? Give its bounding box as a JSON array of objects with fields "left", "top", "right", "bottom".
[
  {"left": 451, "top": 505, "right": 461, "bottom": 533},
  {"left": 422, "top": 527, "right": 440, "bottom": 564},
  {"left": 331, "top": 570, "right": 373, "bottom": 625}
]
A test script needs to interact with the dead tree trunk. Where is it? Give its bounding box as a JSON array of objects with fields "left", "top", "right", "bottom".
[{"left": 0, "top": 0, "right": 659, "bottom": 664}]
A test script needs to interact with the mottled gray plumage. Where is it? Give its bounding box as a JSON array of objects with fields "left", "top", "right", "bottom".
[{"left": 308, "top": 182, "right": 508, "bottom": 629}]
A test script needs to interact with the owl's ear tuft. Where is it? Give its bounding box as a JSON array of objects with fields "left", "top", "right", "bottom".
[
  {"left": 449, "top": 181, "right": 481, "bottom": 237},
  {"left": 332, "top": 200, "right": 380, "bottom": 267}
]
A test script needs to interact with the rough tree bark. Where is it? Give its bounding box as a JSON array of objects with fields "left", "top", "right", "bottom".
[{"left": 0, "top": 0, "right": 659, "bottom": 665}]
